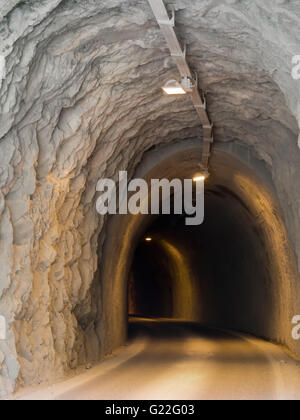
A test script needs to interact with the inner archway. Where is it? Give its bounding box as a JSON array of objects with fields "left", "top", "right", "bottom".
[
  {"left": 128, "top": 239, "right": 174, "bottom": 319},
  {"left": 128, "top": 181, "right": 280, "bottom": 332},
  {"left": 99, "top": 139, "right": 299, "bottom": 357}
]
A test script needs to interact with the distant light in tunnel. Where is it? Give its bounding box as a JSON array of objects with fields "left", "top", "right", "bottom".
[
  {"left": 193, "top": 175, "right": 207, "bottom": 183},
  {"left": 162, "top": 79, "right": 187, "bottom": 95},
  {"left": 145, "top": 237, "right": 152, "bottom": 242}
]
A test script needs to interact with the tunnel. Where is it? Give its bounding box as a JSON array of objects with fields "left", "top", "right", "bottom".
[
  {"left": 0, "top": 0, "right": 300, "bottom": 399},
  {"left": 99, "top": 140, "right": 299, "bottom": 358},
  {"left": 128, "top": 184, "right": 281, "bottom": 326},
  {"left": 128, "top": 170, "right": 294, "bottom": 329}
]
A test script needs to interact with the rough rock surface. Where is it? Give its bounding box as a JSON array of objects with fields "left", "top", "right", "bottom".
[{"left": 0, "top": 0, "right": 299, "bottom": 398}]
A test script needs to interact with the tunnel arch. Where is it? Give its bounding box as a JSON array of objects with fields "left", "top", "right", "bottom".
[
  {"left": 0, "top": 0, "right": 299, "bottom": 397},
  {"left": 98, "top": 139, "right": 300, "bottom": 357},
  {"left": 128, "top": 232, "right": 199, "bottom": 321}
]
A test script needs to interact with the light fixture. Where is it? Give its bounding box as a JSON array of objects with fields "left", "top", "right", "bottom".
[
  {"left": 145, "top": 237, "right": 152, "bottom": 242},
  {"left": 162, "top": 79, "right": 186, "bottom": 95},
  {"left": 193, "top": 171, "right": 209, "bottom": 182},
  {"left": 193, "top": 175, "right": 206, "bottom": 182},
  {"left": 162, "top": 75, "right": 197, "bottom": 96}
]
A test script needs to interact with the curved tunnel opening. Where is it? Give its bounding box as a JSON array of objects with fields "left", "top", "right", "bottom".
[
  {"left": 129, "top": 238, "right": 174, "bottom": 319},
  {"left": 100, "top": 140, "right": 299, "bottom": 358},
  {"left": 128, "top": 184, "right": 274, "bottom": 334}
]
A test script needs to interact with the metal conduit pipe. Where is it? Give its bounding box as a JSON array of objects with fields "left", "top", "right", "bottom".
[{"left": 147, "top": 0, "right": 214, "bottom": 174}]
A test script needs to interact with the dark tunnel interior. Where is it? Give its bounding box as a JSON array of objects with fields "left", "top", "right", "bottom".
[
  {"left": 128, "top": 185, "right": 274, "bottom": 335},
  {"left": 129, "top": 241, "right": 174, "bottom": 318},
  {"left": 102, "top": 143, "right": 297, "bottom": 357}
]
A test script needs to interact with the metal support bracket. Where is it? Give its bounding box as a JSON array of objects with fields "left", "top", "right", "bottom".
[
  {"left": 195, "top": 96, "right": 206, "bottom": 110},
  {"left": 171, "top": 42, "right": 187, "bottom": 58},
  {"left": 148, "top": 0, "right": 214, "bottom": 174},
  {"left": 197, "top": 163, "right": 210, "bottom": 176},
  {"left": 203, "top": 123, "right": 214, "bottom": 131},
  {"left": 157, "top": 6, "right": 175, "bottom": 27},
  {"left": 202, "top": 152, "right": 211, "bottom": 157},
  {"left": 203, "top": 124, "right": 214, "bottom": 143},
  {"left": 203, "top": 135, "right": 214, "bottom": 144}
]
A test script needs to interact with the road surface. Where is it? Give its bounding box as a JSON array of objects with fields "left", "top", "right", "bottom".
[{"left": 16, "top": 318, "right": 300, "bottom": 400}]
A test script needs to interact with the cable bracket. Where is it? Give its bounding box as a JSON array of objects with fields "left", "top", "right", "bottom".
[{"left": 157, "top": 6, "right": 175, "bottom": 27}]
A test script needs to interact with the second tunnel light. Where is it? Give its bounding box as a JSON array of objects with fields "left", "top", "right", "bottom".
[
  {"left": 193, "top": 173, "right": 208, "bottom": 182},
  {"left": 193, "top": 176, "right": 206, "bottom": 182},
  {"left": 193, "top": 168, "right": 210, "bottom": 182}
]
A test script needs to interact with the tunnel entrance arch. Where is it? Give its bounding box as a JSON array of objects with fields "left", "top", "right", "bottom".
[{"left": 97, "top": 139, "right": 299, "bottom": 357}]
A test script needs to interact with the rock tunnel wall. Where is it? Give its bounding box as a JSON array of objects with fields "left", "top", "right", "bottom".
[{"left": 0, "top": 0, "right": 299, "bottom": 397}]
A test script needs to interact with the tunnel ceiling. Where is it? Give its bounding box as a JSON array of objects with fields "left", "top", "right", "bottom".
[{"left": 0, "top": 0, "right": 300, "bottom": 396}]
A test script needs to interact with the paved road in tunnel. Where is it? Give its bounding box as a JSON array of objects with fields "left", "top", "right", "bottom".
[{"left": 16, "top": 319, "right": 300, "bottom": 400}]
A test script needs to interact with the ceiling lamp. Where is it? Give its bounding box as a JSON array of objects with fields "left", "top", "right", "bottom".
[
  {"left": 193, "top": 170, "right": 209, "bottom": 182},
  {"left": 162, "top": 76, "right": 196, "bottom": 96},
  {"left": 193, "top": 175, "right": 206, "bottom": 183},
  {"left": 162, "top": 79, "right": 186, "bottom": 95}
]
